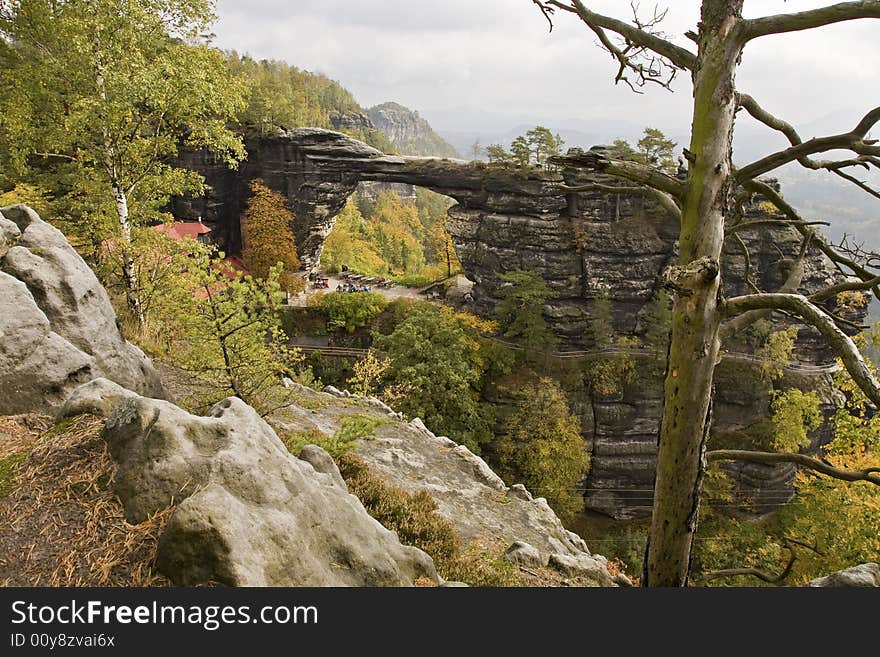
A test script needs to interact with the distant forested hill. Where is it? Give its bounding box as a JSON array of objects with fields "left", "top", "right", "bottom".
[
  {"left": 224, "top": 52, "right": 394, "bottom": 152},
  {"left": 223, "top": 54, "right": 457, "bottom": 160}
]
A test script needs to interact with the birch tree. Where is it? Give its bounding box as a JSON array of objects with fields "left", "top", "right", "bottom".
[
  {"left": 0, "top": 0, "right": 247, "bottom": 324},
  {"left": 532, "top": 0, "right": 880, "bottom": 586}
]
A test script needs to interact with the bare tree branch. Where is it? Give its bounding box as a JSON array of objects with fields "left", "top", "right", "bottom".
[
  {"left": 530, "top": 0, "right": 555, "bottom": 31},
  {"left": 722, "top": 292, "right": 880, "bottom": 406},
  {"left": 550, "top": 147, "right": 685, "bottom": 199},
  {"left": 727, "top": 218, "right": 830, "bottom": 234},
  {"left": 743, "top": 1, "right": 880, "bottom": 41},
  {"left": 719, "top": 235, "right": 806, "bottom": 340},
  {"left": 737, "top": 93, "right": 802, "bottom": 148},
  {"left": 699, "top": 554, "right": 796, "bottom": 586},
  {"left": 737, "top": 106, "right": 880, "bottom": 181},
  {"left": 832, "top": 168, "right": 880, "bottom": 201},
  {"left": 732, "top": 232, "right": 761, "bottom": 294},
  {"left": 810, "top": 275, "right": 880, "bottom": 303},
  {"left": 555, "top": 181, "right": 682, "bottom": 221},
  {"left": 31, "top": 152, "right": 78, "bottom": 162},
  {"left": 706, "top": 450, "right": 880, "bottom": 486},
  {"left": 742, "top": 179, "right": 880, "bottom": 301},
  {"left": 739, "top": 92, "right": 880, "bottom": 199},
  {"left": 538, "top": 1, "right": 697, "bottom": 71},
  {"left": 698, "top": 537, "right": 823, "bottom": 586}
]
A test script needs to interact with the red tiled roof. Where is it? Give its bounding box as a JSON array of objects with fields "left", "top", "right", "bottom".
[
  {"left": 152, "top": 221, "right": 212, "bottom": 240},
  {"left": 214, "top": 256, "right": 249, "bottom": 280}
]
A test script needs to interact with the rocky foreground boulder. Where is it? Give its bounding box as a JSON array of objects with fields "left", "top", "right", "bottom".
[
  {"left": 61, "top": 378, "right": 438, "bottom": 587},
  {"left": 275, "top": 384, "right": 620, "bottom": 586},
  {"left": 806, "top": 563, "right": 880, "bottom": 587},
  {"left": 0, "top": 205, "right": 164, "bottom": 414}
]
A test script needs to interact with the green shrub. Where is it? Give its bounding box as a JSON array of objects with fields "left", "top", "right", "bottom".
[
  {"left": 282, "top": 415, "right": 387, "bottom": 458},
  {"left": 493, "top": 376, "right": 589, "bottom": 521},
  {"left": 321, "top": 292, "right": 388, "bottom": 334}
]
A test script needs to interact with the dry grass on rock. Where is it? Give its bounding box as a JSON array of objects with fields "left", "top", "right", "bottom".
[{"left": 0, "top": 414, "right": 171, "bottom": 587}]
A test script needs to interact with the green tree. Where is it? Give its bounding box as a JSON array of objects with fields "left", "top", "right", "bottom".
[
  {"left": 756, "top": 326, "right": 799, "bottom": 382},
  {"left": 770, "top": 388, "right": 822, "bottom": 453},
  {"left": 347, "top": 351, "right": 391, "bottom": 397},
  {"left": 374, "top": 303, "right": 495, "bottom": 454},
  {"left": 606, "top": 138, "right": 638, "bottom": 162},
  {"left": 643, "top": 288, "right": 673, "bottom": 359},
  {"left": 589, "top": 287, "right": 615, "bottom": 350},
  {"left": 485, "top": 143, "right": 512, "bottom": 165},
  {"left": 0, "top": 0, "right": 247, "bottom": 324},
  {"left": 126, "top": 227, "right": 212, "bottom": 346},
  {"left": 510, "top": 136, "right": 532, "bottom": 167},
  {"left": 241, "top": 179, "right": 302, "bottom": 292},
  {"left": 494, "top": 377, "right": 589, "bottom": 520},
  {"left": 158, "top": 255, "right": 303, "bottom": 416},
  {"left": 526, "top": 125, "right": 564, "bottom": 167},
  {"left": 321, "top": 292, "right": 387, "bottom": 334},
  {"left": 636, "top": 127, "right": 677, "bottom": 174},
  {"left": 494, "top": 269, "right": 558, "bottom": 356}
]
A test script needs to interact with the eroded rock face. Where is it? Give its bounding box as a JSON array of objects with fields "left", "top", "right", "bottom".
[
  {"left": 0, "top": 205, "right": 165, "bottom": 414},
  {"left": 61, "top": 378, "right": 438, "bottom": 587},
  {"left": 172, "top": 128, "right": 562, "bottom": 268},
  {"left": 806, "top": 563, "right": 880, "bottom": 587},
  {"left": 367, "top": 102, "right": 460, "bottom": 158},
  {"left": 273, "top": 383, "right": 615, "bottom": 586}
]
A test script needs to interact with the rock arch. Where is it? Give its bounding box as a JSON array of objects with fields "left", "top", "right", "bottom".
[{"left": 173, "top": 128, "right": 858, "bottom": 518}]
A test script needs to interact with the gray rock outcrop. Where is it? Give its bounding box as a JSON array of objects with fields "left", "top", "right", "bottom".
[
  {"left": 0, "top": 205, "right": 164, "bottom": 414},
  {"left": 806, "top": 563, "right": 880, "bottom": 587},
  {"left": 275, "top": 383, "right": 617, "bottom": 586},
  {"left": 548, "top": 552, "right": 614, "bottom": 585},
  {"left": 61, "top": 378, "right": 438, "bottom": 587},
  {"left": 503, "top": 541, "right": 544, "bottom": 569}
]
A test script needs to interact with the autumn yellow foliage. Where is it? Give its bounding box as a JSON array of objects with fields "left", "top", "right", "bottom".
[{"left": 241, "top": 179, "right": 303, "bottom": 292}]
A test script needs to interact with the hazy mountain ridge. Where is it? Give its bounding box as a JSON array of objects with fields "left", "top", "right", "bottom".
[{"left": 369, "top": 102, "right": 460, "bottom": 158}]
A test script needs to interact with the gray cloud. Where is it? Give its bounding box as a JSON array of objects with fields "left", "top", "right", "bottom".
[{"left": 213, "top": 0, "right": 880, "bottom": 141}]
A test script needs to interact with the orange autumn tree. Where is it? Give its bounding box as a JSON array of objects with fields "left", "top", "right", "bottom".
[{"left": 241, "top": 179, "right": 303, "bottom": 291}]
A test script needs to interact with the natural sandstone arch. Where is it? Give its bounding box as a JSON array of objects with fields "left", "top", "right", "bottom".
[{"left": 173, "top": 128, "right": 861, "bottom": 518}]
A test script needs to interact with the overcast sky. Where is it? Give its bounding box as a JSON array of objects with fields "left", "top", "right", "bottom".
[{"left": 212, "top": 1, "right": 879, "bottom": 140}]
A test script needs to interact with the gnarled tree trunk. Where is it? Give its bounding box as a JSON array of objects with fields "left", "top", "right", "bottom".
[{"left": 644, "top": 0, "right": 746, "bottom": 587}]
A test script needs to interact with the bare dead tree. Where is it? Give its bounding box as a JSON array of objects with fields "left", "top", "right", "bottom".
[{"left": 531, "top": 0, "right": 880, "bottom": 587}]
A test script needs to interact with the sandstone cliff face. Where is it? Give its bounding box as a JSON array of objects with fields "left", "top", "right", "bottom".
[
  {"left": 0, "top": 205, "right": 165, "bottom": 414},
  {"left": 173, "top": 129, "right": 861, "bottom": 518},
  {"left": 368, "top": 102, "right": 460, "bottom": 158},
  {"left": 172, "top": 128, "right": 561, "bottom": 268}
]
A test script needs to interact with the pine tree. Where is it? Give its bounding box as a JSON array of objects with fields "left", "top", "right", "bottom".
[
  {"left": 510, "top": 136, "right": 532, "bottom": 167},
  {"left": 494, "top": 269, "right": 557, "bottom": 357},
  {"left": 643, "top": 288, "right": 673, "bottom": 359},
  {"left": 636, "top": 127, "right": 677, "bottom": 174}
]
